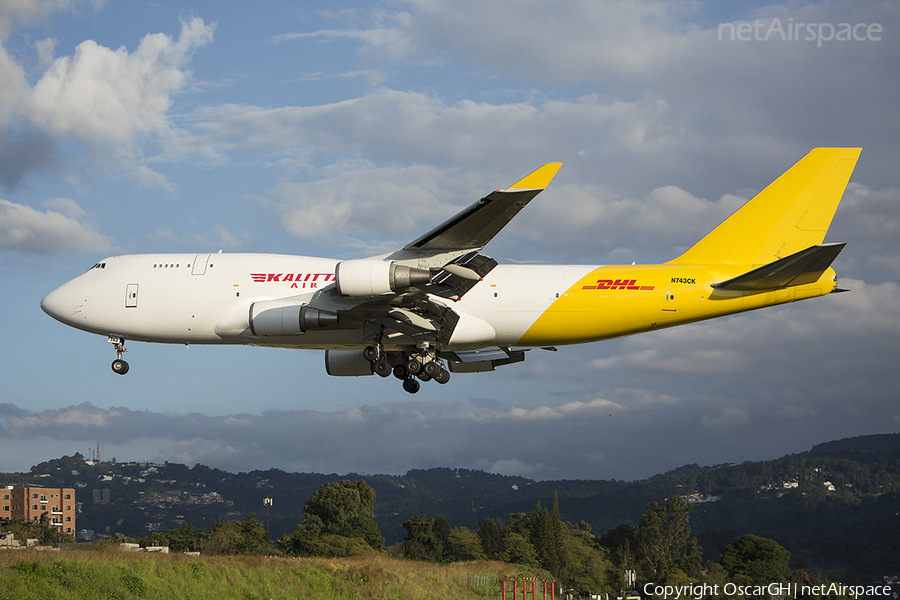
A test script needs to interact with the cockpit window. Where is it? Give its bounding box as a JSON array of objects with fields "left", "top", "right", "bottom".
[{"left": 89, "top": 263, "right": 107, "bottom": 270}]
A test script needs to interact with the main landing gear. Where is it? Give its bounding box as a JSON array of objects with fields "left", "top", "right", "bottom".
[
  {"left": 109, "top": 336, "right": 129, "bottom": 375},
  {"left": 362, "top": 343, "right": 450, "bottom": 394}
]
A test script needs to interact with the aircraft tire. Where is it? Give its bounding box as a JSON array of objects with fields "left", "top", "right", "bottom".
[
  {"left": 363, "top": 346, "right": 378, "bottom": 361},
  {"left": 423, "top": 361, "right": 440, "bottom": 377},
  {"left": 374, "top": 360, "right": 391, "bottom": 377},
  {"left": 405, "top": 359, "right": 422, "bottom": 375},
  {"left": 112, "top": 359, "right": 129, "bottom": 375},
  {"left": 434, "top": 368, "right": 450, "bottom": 384},
  {"left": 393, "top": 365, "right": 407, "bottom": 380},
  {"left": 402, "top": 378, "right": 420, "bottom": 394}
]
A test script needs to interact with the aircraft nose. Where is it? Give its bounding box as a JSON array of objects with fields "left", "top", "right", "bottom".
[{"left": 41, "top": 282, "right": 82, "bottom": 326}]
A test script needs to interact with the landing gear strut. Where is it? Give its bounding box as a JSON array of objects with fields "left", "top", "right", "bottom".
[
  {"left": 360, "top": 343, "right": 451, "bottom": 393},
  {"left": 109, "top": 336, "right": 129, "bottom": 375}
]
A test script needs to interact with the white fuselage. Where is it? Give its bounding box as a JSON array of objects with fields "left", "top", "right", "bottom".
[{"left": 40, "top": 253, "right": 592, "bottom": 350}]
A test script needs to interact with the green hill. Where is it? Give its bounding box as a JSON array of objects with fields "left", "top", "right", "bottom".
[{"left": 2, "top": 433, "right": 898, "bottom": 583}]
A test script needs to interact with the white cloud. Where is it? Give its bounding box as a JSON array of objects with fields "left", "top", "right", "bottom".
[
  {"left": 271, "top": 163, "right": 465, "bottom": 247},
  {"left": 0, "top": 0, "right": 107, "bottom": 37},
  {"left": 0, "top": 45, "right": 26, "bottom": 125},
  {"left": 590, "top": 347, "right": 743, "bottom": 375},
  {"left": 42, "top": 196, "right": 85, "bottom": 219},
  {"left": 271, "top": 10, "right": 412, "bottom": 63},
  {"left": 507, "top": 398, "right": 622, "bottom": 421},
  {"left": 0, "top": 198, "right": 112, "bottom": 253},
  {"left": 385, "top": 0, "right": 698, "bottom": 81},
  {"left": 702, "top": 406, "right": 751, "bottom": 429},
  {"left": 34, "top": 36, "right": 57, "bottom": 68},
  {"left": 26, "top": 17, "right": 214, "bottom": 147}
]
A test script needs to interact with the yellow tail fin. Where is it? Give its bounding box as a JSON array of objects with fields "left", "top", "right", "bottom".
[{"left": 669, "top": 148, "right": 861, "bottom": 266}]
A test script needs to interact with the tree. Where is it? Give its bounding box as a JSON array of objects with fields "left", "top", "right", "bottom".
[
  {"left": 445, "top": 526, "right": 485, "bottom": 562},
  {"left": 634, "top": 496, "right": 702, "bottom": 582},
  {"left": 502, "top": 532, "right": 539, "bottom": 567},
  {"left": 598, "top": 524, "right": 639, "bottom": 592},
  {"left": 433, "top": 514, "right": 451, "bottom": 558},
  {"left": 278, "top": 522, "right": 329, "bottom": 557},
  {"left": 528, "top": 500, "right": 558, "bottom": 573},
  {"left": 165, "top": 522, "right": 201, "bottom": 552},
  {"left": 203, "top": 514, "right": 271, "bottom": 555},
  {"left": 303, "top": 480, "right": 384, "bottom": 550},
  {"left": 2, "top": 515, "right": 74, "bottom": 547},
  {"left": 401, "top": 515, "right": 442, "bottom": 562},
  {"left": 548, "top": 492, "right": 567, "bottom": 575},
  {"left": 721, "top": 535, "right": 792, "bottom": 584},
  {"left": 563, "top": 534, "right": 612, "bottom": 593},
  {"left": 476, "top": 518, "right": 505, "bottom": 560}
]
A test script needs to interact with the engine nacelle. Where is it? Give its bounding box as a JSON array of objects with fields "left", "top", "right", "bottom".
[
  {"left": 335, "top": 259, "right": 431, "bottom": 297},
  {"left": 324, "top": 350, "right": 374, "bottom": 376},
  {"left": 249, "top": 299, "right": 338, "bottom": 337}
]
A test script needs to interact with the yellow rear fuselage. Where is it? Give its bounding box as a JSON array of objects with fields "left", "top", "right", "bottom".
[{"left": 519, "top": 263, "right": 837, "bottom": 346}]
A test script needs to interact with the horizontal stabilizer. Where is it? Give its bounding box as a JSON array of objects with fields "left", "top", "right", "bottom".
[{"left": 712, "top": 243, "right": 845, "bottom": 291}]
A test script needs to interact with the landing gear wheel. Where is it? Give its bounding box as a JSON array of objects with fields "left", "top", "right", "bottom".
[
  {"left": 363, "top": 345, "right": 379, "bottom": 361},
  {"left": 374, "top": 360, "right": 391, "bottom": 377},
  {"left": 108, "top": 336, "right": 129, "bottom": 375},
  {"left": 417, "top": 372, "right": 432, "bottom": 382},
  {"left": 111, "top": 359, "right": 129, "bottom": 375},
  {"left": 402, "top": 378, "right": 421, "bottom": 394},
  {"left": 405, "top": 359, "right": 422, "bottom": 375},
  {"left": 434, "top": 368, "right": 450, "bottom": 384},
  {"left": 423, "top": 361, "right": 440, "bottom": 377},
  {"left": 393, "top": 364, "right": 407, "bottom": 380}
]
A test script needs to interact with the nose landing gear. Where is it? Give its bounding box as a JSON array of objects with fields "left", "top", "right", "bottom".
[{"left": 108, "top": 336, "right": 129, "bottom": 375}]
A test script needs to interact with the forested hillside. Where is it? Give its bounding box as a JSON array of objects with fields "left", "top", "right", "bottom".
[{"left": 2, "top": 433, "right": 897, "bottom": 584}]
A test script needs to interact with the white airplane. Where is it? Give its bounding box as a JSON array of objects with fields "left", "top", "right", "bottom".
[{"left": 42, "top": 148, "right": 860, "bottom": 394}]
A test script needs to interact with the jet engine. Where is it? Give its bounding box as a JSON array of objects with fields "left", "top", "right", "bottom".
[
  {"left": 249, "top": 299, "right": 338, "bottom": 337},
  {"left": 334, "top": 259, "right": 431, "bottom": 297},
  {"left": 325, "top": 350, "right": 374, "bottom": 376}
]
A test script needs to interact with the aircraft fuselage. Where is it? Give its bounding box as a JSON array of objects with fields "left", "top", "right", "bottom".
[{"left": 41, "top": 252, "right": 837, "bottom": 350}]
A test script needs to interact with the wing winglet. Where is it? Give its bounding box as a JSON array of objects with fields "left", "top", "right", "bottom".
[{"left": 507, "top": 162, "right": 564, "bottom": 190}]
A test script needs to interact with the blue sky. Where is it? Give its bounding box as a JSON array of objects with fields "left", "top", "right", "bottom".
[{"left": 1, "top": 0, "right": 898, "bottom": 481}]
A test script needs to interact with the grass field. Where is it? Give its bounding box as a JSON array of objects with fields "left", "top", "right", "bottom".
[{"left": 0, "top": 547, "right": 518, "bottom": 600}]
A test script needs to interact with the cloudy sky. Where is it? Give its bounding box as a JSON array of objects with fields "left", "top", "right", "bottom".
[{"left": 1, "top": 0, "right": 898, "bottom": 482}]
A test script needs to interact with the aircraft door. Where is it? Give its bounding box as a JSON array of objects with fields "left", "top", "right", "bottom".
[
  {"left": 125, "top": 284, "right": 139, "bottom": 308},
  {"left": 192, "top": 254, "right": 210, "bottom": 275},
  {"left": 660, "top": 288, "right": 680, "bottom": 320}
]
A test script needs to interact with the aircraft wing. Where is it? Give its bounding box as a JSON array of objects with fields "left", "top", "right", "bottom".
[
  {"left": 320, "top": 163, "right": 562, "bottom": 348},
  {"left": 404, "top": 162, "right": 563, "bottom": 251}
]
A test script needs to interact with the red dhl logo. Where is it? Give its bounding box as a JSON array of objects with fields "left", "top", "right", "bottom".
[{"left": 582, "top": 279, "right": 655, "bottom": 291}]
